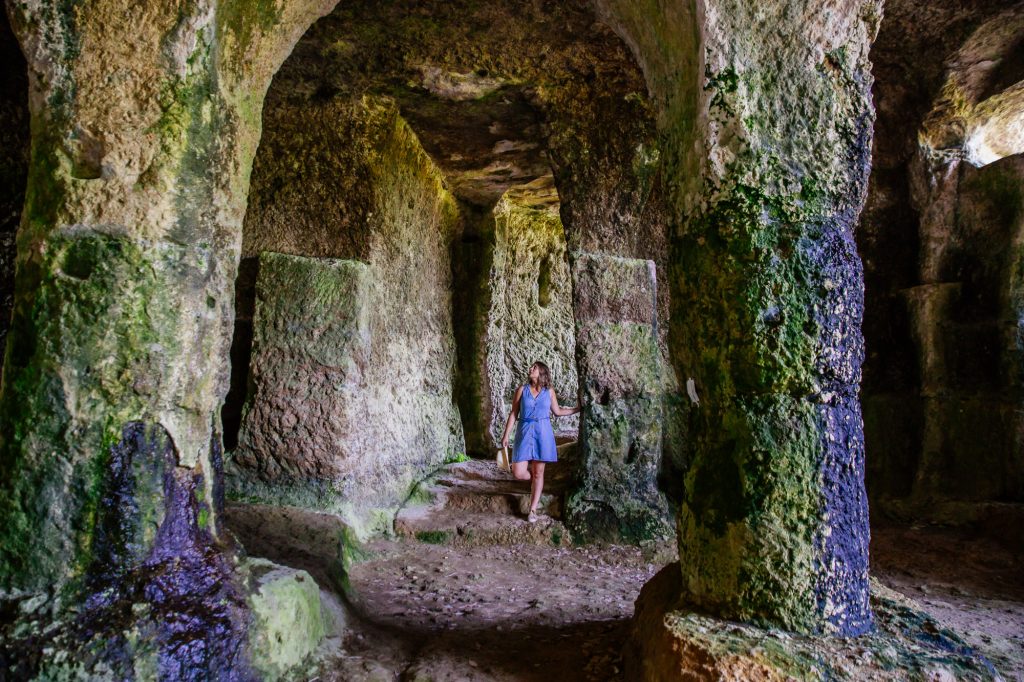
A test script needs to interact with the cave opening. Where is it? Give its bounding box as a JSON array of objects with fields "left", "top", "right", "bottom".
[
  {"left": 220, "top": 0, "right": 661, "bottom": 540},
  {"left": 0, "top": 0, "right": 1022, "bottom": 677}
]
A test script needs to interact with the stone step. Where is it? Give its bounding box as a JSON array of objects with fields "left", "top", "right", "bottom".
[
  {"left": 419, "top": 485, "right": 562, "bottom": 517},
  {"left": 394, "top": 507, "right": 570, "bottom": 547},
  {"left": 433, "top": 459, "right": 572, "bottom": 493},
  {"left": 394, "top": 443, "right": 578, "bottom": 546}
]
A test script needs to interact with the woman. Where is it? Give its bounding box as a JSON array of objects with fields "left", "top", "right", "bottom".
[{"left": 500, "top": 361, "right": 581, "bottom": 523}]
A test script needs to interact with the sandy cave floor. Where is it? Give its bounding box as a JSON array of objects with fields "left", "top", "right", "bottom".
[
  {"left": 870, "top": 523, "right": 1024, "bottom": 679},
  {"left": 224, "top": 505, "right": 1024, "bottom": 680}
]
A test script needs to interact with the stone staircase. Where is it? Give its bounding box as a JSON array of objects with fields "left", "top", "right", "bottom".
[{"left": 394, "top": 441, "right": 577, "bottom": 547}]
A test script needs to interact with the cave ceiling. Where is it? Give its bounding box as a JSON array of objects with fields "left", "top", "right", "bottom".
[{"left": 266, "top": 0, "right": 651, "bottom": 207}]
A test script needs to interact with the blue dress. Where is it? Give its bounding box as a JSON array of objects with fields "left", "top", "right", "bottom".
[{"left": 512, "top": 384, "right": 558, "bottom": 463}]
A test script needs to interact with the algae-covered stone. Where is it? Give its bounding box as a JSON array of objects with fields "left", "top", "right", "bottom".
[
  {"left": 565, "top": 251, "right": 672, "bottom": 543},
  {"left": 633, "top": 0, "right": 883, "bottom": 636},
  {"left": 628, "top": 564, "right": 1000, "bottom": 680},
  {"left": 486, "top": 191, "right": 578, "bottom": 444},
  {"left": 245, "top": 558, "right": 326, "bottom": 680}
]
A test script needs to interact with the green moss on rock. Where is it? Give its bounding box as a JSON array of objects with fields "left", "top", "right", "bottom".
[{"left": 245, "top": 558, "right": 326, "bottom": 680}]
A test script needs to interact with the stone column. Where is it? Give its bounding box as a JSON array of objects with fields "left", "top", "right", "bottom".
[
  {"left": 567, "top": 251, "right": 671, "bottom": 543},
  {"left": 667, "top": 0, "right": 882, "bottom": 636},
  {"left": 0, "top": 0, "right": 235, "bottom": 592},
  {"left": 0, "top": 0, "right": 348, "bottom": 676},
  {"left": 0, "top": 0, "right": 337, "bottom": 591}
]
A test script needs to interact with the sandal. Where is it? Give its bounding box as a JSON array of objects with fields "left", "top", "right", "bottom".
[{"left": 527, "top": 511, "right": 538, "bottom": 523}]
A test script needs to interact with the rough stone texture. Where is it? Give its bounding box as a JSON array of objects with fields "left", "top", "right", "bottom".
[
  {"left": 627, "top": 563, "right": 1001, "bottom": 681},
  {"left": 233, "top": 252, "right": 373, "bottom": 499},
  {"left": 2, "top": 424, "right": 329, "bottom": 680},
  {"left": 244, "top": 558, "right": 326, "bottom": 680},
  {"left": 599, "top": 0, "right": 880, "bottom": 634},
  {"left": 239, "top": 0, "right": 685, "bottom": 480},
  {"left": 0, "top": 0, "right": 378, "bottom": 675},
  {"left": 0, "top": 0, "right": 268, "bottom": 593},
  {"left": 228, "top": 99, "right": 465, "bottom": 537},
  {"left": 566, "top": 251, "right": 671, "bottom": 543},
  {"left": 261, "top": 0, "right": 658, "bottom": 209},
  {"left": 486, "top": 190, "right": 578, "bottom": 445},
  {"left": 1, "top": 423, "right": 253, "bottom": 679},
  {"left": 860, "top": 0, "right": 1024, "bottom": 518}
]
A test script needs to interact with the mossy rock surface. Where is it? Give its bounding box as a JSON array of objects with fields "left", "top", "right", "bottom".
[{"left": 628, "top": 564, "right": 1001, "bottom": 681}]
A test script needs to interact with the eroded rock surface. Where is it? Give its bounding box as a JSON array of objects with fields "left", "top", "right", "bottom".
[
  {"left": 486, "top": 190, "right": 578, "bottom": 445},
  {"left": 628, "top": 564, "right": 1003, "bottom": 681},
  {"left": 229, "top": 99, "right": 465, "bottom": 535},
  {"left": 568, "top": 252, "right": 672, "bottom": 543}
]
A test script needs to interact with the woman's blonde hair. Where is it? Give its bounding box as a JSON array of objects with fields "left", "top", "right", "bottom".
[{"left": 531, "top": 361, "right": 551, "bottom": 389}]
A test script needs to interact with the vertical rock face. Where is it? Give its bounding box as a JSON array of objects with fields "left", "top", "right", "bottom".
[
  {"left": 229, "top": 99, "right": 465, "bottom": 535},
  {"left": 672, "top": 0, "right": 878, "bottom": 635},
  {"left": 0, "top": 0, "right": 254, "bottom": 592},
  {"left": 486, "top": 190, "right": 578, "bottom": 445},
  {"left": 566, "top": 252, "right": 671, "bottom": 542},
  {"left": 602, "top": 0, "right": 879, "bottom": 635},
  {"left": 860, "top": 0, "right": 1024, "bottom": 513}
]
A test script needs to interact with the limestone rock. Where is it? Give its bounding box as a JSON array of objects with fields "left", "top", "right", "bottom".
[
  {"left": 244, "top": 558, "right": 326, "bottom": 680},
  {"left": 486, "top": 192, "right": 578, "bottom": 445},
  {"left": 229, "top": 99, "right": 465, "bottom": 536},
  {"left": 627, "top": 564, "right": 1001, "bottom": 681},
  {"left": 234, "top": 252, "right": 371, "bottom": 483},
  {"left": 566, "top": 251, "right": 672, "bottom": 543},
  {"left": 859, "top": 0, "right": 1024, "bottom": 513}
]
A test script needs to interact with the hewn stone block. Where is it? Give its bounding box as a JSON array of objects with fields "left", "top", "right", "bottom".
[{"left": 566, "top": 251, "right": 672, "bottom": 542}]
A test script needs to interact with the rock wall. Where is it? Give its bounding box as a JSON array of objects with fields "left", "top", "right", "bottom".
[
  {"left": 228, "top": 97, "right": 465, "bottom": 535},
  {"left": 859, "top": 0, "right": 1024, "bottom": 516},
  {"left": 486, "top": 190, "right": 578, "bottom": 445}
]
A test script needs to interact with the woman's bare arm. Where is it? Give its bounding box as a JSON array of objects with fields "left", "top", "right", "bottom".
[
  {"left": 549, "top": 389, "right": 581, "bottom": 417},
  {"left": 501, "top": 385, "right": 523, "bottom": 448}
]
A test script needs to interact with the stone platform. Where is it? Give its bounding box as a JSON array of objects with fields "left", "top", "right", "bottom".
[{"left": 626, "top": 564, "right": 1001, "bottom": 681}]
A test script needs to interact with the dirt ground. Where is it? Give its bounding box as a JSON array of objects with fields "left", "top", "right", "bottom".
[
  {"left": 327, "top": 540, "right": 668, "bottom": 681},
  {"left": 224, "top": 504, "right": 1024, "bottom": 680},
  {"left": 871, "top": 523, "right": 1024, "bottom": 679}
]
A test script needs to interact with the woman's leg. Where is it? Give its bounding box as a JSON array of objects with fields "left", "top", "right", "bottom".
[
  {"left": 528, "top": 461, "right": 545, "bottom": 513},
  {"left": 512, "top": 460, "right": 531, "bottom": 481}
]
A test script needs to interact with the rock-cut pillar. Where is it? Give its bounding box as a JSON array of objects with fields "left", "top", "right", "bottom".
[
  {"left": 0, "top": 0, "right": 335, "bottom": 592},
  {"left": 567, "top": 251, "right": 671, "bottom": 543},
  {"left": 0, "top": 0, "right": 337, "bottom": 677},
  {"left": 669, "top": 0, "right": 882, "bottom": 636}
]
